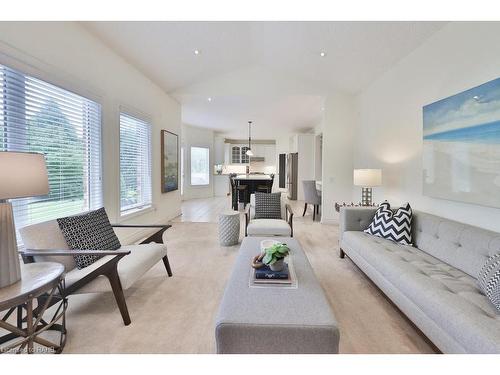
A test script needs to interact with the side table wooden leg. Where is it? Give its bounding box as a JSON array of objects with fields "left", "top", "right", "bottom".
[{"left": 26, "top": 298, "right": 34, "bottom": 354}]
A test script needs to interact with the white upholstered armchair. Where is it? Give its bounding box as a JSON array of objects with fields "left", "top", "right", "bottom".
[
  {"left": 19, "top": 220, "right": 172, "bottom": 326},
  {"left": 245, "top": 193, "right": 294, "bottom": 237}
]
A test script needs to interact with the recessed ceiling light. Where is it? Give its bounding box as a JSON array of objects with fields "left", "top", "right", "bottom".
[
  {"left": 320, "top": 51, "right": 327, "bottom": 57},
  {"left": 207, "top": 97, "right": 212, "bottom": 102},
  {"left": 194, "top": 49, "right": 200, "bottom": 55}
]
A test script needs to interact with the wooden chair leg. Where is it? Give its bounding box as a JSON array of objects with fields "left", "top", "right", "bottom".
[
  {"left": 162, "top": 255, "right": 173, "bottom": 277},
  {"left": 106, "top": 265, "right": 131, "bottom": 326},
  {"left": 302, "top": 203, "right": 307, "bottom": 216}
]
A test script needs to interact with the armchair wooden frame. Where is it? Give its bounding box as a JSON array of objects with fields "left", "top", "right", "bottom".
[
  {"left": 245, "top": 204, "right": 294, "bottom": 237},
  {"left": 19, "top": 224, "right": 172, "bottom": 326}
]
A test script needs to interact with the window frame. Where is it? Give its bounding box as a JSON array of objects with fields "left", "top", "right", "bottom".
[
  {"left": 118, "top": 109, "right": 153, "bottom": 216},
  {"left": 0, "top": 62, "right": 103, "bottom": 233},
  {"left": 190, "top": 146, "right": 210, "bottom": 187}
]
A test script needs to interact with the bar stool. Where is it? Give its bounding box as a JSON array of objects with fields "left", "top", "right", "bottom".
[
  {"left": 256, "top": 183, "right": 271, "bottom": 193},
  {"left": 257, "top": 176, "right": 273, "bottom": 193},
  {"left": 230, "top": 176, "right": 248, "bottom": 209},
  {"left": 237, "top": 184, "right": 249, "bottom": 208}
]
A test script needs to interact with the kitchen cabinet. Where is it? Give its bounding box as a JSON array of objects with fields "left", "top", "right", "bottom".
[{"left": 214, "top": 175, "right": 230, "bottom": 197}]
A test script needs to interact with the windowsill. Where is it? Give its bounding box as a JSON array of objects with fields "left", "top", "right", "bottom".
[{"left": 119, "top": 205, "right": 155, "bottom": 222}]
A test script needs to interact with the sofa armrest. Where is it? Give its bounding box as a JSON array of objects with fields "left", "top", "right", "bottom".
[
  {"left": 339, "top": 207, "right": 377, "bottom": 241},
  {"left": 21, "top": 249, "right": 131, "bottom": 257},
  {"left": 285, "top": 204, "right": 294, "bottom": 237},
  {"left": 20, "top": 248, "right": 131, "bottom": 265},
  {"left": 111, "top": 224, "right": 171, "bottom": 229},
  {"left": 111, "top": 224, "right": 171, "bottom": 244}
]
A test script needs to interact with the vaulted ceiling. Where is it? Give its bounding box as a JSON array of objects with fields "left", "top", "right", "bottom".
[{"left": 83, "top": 21, "right": 446, "bottom": 137}]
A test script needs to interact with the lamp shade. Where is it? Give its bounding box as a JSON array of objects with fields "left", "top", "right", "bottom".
[
  {"left": 0, "top": 152, "right": 49, "bottom": 200},
  {"left": 353, "top": 169, "right": 382, "bottom": 187}
]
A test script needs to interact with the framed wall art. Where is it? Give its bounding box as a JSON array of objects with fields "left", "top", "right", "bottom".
[{"left": 161, "top": 130, "right": 179, "bottom": 193}]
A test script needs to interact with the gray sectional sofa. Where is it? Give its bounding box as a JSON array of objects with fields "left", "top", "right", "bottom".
[{"left": 339, "top": 207, "right": 500, "bottom": 353}]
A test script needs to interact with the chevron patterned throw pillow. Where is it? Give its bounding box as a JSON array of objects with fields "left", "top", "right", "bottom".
[
  {"left": 364, "top": 201, "right": 413, "bottom": 245},
  {"left": 478, "top": 253, "right": 500, "bottom": 312}
]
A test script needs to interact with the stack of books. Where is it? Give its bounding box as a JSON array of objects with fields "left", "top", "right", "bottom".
[{"left": 253, "top": 263, "right": 292, "bottom": 285}]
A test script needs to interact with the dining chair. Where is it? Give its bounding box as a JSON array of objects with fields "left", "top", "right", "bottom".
[{"left": 302, "top": 180, "right": 322, "bottom": 221}]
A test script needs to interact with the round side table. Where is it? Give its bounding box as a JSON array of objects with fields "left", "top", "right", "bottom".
[
  {"left": 0, "top": 262, "right": 67, "bottom": 354},
  {"left": 219, "top": 210, "right": 240, "bottom": 246}
]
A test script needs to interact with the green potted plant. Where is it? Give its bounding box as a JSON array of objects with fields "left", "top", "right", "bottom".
[{"left": 262, "top": 243, "right": 290, "bottom": 271}]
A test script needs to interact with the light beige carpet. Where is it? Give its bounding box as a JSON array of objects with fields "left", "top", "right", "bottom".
[{"left": 60, "top": 218, "right": 436, "bottom": 353}]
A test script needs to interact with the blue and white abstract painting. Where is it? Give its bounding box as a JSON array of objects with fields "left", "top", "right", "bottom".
[{"left": 423, "top": 78, "right": 500, "bottom": 208}]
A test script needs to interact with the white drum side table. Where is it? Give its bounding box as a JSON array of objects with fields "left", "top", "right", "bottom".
[{"left": 219, "top": 210, "right": 240, "bottom": 246}]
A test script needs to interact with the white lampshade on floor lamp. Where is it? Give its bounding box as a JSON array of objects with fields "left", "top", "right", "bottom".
[
  {"left": 0, "top": 151, "right": 49, "bottom": 288},
  {"left": 353, "top": 169, "right": 382, "bottom": 206}
]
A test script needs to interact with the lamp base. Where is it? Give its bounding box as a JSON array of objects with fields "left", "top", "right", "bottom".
[
  {"left": 361, "top": 187, "right": 373, "bottom": 206},
  {"left": 0, "top": 202, "right": 21, "bottom": 288}
]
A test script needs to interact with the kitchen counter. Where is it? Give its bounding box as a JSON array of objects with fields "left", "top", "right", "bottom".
[{"left": 234, "top": 174, "right": 272, "bottom": 180}]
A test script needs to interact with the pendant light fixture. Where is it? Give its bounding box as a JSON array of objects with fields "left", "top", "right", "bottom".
[{"left": 246, "top": 121, "right": 254, "bottom": 156}]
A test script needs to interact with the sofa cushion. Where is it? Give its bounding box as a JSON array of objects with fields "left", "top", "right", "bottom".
[
  {"left": 19, "top": 219, "right": 76, "bottom": 272},
  {"left": 478, "top": 254, "right": 500, "bottom": 312},
  {"left": 247, "top": 219, "right": 291, "bottom": 237},
  {"left": 342, "top": 231, "right": 500, "bottom": 353},
  {"left": 254, "top": 192, "right": 282, "bottom": 219},
  {"left": 65, "top": 243, "right": 167, "bottom": 294},
  {"left": 412, "top": 211, "right": 500, "bottom": 278},
  {"left": 364, "top": 201, "right": 412, "bottom": 245},
  {"left": 57, "top": 208, "right": 121, "bottom": 269}
]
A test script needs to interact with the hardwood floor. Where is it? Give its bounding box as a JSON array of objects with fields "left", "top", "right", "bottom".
[
  {"left": 59, "top": 195, "right": 436, "bottom": 353},
  {"left": 174, "top": 195, "right": 320, "bottom": 223},
  {"left": 171, "top": 195, "right": 436, "bottom": 354},
  {"left": 174, "top": 196, "right": 232, "bottom": 223}
]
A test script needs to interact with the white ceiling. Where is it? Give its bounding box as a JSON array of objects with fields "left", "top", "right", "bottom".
[
  {"left": 83, "top": 21, "right": 446, "bottom": 138},
  {"left": 180, "top": 95, "right": 324, "bottom": 139}
]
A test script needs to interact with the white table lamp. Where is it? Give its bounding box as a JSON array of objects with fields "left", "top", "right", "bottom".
[
  {"left": 0, "top": 151, "right": 49, "bottom": 288},
  {"left": 353, "top": 169, "right": 382, "bottom": 206}
]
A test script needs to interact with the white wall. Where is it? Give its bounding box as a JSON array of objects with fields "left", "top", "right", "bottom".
[
  {"left": 321, "top": 93, "right": 357, "bottom": 223},
  {"left": 354, "top": 22, "right": 500, "bottom": 232},
  {"left": 181, "top": 124, "right": 214, "bottom": 200},
  {"left": 295, "top": 134, "right": 316, "bottom": 201},
  {"left": 0, "top": 22, "right": 182, "bottom": 243},
  {"left": 214, "top": 135, "right": 225, "bottom": 164},
  {"left": 312, "top": 120, "right": 324, "bottom": 181}
]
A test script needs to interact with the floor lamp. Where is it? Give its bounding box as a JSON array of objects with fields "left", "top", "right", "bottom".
[
  {"left": 353, "top": 169, "right": 382, "bottom": 206},
  {"left": 0, "top": 151, "right": 49, "bottom": 288}
]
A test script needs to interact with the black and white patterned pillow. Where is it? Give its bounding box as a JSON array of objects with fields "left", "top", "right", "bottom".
[
  {"left": 254, "top": 192, "right": 282, "bottom": 219},
  {"left": 478, "top": 253, "right": 500, "bottom": 312},
  {"left": 57, "top": 208, "right": 121, "bottom": 269},
  {"left": 364, "top": 201, "right": 413, "bottom": 245}
]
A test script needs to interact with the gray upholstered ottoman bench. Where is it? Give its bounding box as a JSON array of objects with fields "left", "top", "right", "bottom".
[{"left": 215, "top": 237, "right": 339, "bottom": 354}]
